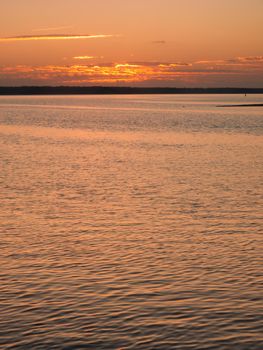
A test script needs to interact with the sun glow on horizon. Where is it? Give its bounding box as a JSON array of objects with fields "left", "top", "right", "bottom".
[
  {"left": 0, "top": 0, "right": 262, "bottom": 87},
  {"left": 1, "top": 56, "right": 262, "bottom": 86}
]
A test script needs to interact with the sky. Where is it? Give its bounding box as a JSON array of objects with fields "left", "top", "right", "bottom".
[{"left": 0, "top": 0, "right": 262, "bottom": 87}]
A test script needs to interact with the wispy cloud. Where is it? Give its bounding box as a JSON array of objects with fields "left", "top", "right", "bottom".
[
  {"left": 33, "top": 26, "right": 74, "bottom": 32},
  {"left": 0, "top": 34, "right": 116, "bottom": 42},
  {"left": 236, "top": 56, "right": 263, "bottom": 63},
  {"left": 73, "top": 56, "right": 96, "bottom": 60},
  {"left": 196, "top": 56, "right": 263, "bottom": 66},
  {"left": 128, "top": 61, "right": 191, "bottom": 67},
  {"left": 152, "top": 40, "right": 166, "bottom": 44}
]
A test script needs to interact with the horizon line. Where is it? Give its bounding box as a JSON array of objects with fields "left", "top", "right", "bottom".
[{"left": 0, "top": 86, "right": 263, "bottom": 96}]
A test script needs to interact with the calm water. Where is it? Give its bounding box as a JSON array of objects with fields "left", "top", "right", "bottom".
[{"left": 0, "top": 94, "right": 262, "bottom": 349}]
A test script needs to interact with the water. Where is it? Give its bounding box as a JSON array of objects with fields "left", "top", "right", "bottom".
[{"left": 0, "top": 94, "right": 262, "bottom": 349}]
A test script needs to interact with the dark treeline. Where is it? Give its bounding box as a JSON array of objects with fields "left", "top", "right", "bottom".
[{"left": 0, "top": 86, "right": 263, "bottom": 95}]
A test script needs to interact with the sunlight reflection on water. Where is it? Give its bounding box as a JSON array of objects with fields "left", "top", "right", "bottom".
[{"left": 0, "top": 95, "right": 262, "bottom": 349}]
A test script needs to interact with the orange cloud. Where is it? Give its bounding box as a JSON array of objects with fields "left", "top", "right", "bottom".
[
  {"left": 236, "top": 56, "right": 263, "bottom": 63},
  {"left": 0, "top": 62, "right": 236, "bottom": 83},
  {"left": 0, "top": 34, "right": 115, "bottom": 42},
  {"left": 152, "top": 40, "right": 166, "bottom": 44},
  {"left": 0, "top": 57, "right": 262, "bottom": 86},
  {"left": 196, "top": 57, "right": 263, "bottom": 66},
  {"left": 33, "top": 26, "right": 74, "bottom": 32},
  {"left": 73, "top": 56, "right": 96, "bottom": 60}
]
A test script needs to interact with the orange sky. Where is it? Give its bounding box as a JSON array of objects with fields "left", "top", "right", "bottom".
[{"left": 0, "top": 0, "right": 262, "bottom": 87}]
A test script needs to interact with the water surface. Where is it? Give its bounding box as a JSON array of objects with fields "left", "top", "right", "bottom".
[{"left": 0, "top": 94, "right": 262, "bottom": 349}]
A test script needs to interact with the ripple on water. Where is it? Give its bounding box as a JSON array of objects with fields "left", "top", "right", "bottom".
[{"left": 0, "top": 95, "right": 263, "bottom": 349}]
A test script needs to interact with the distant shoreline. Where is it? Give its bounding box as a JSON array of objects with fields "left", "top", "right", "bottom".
[
  {"left": 218, "top": 104, "right": 263, "bottom": 107},
  {"left": 0, "top": 86, "right": 263, "bottom": 95}
]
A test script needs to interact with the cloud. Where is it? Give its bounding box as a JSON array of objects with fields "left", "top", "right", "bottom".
[
  {"left": 1, "top": 56, "right": 262, "bottom": 86},
  {"left": 196, "top": 56, "right": 263, "bottom": 66},
  {"left": 195, "top": 60, "right": 226, "bottom": 65},
  {"left": 33, "top": 26, "right": 74, "bottom": 32},
  {"left": 152, "top": 40, "right": 166, "bottom": 44},
  {"left": 0, "top": 62, "right": 241, "bottom": 85},
  {"left": 236, "top": 56, "right": 263, "bottom": 62},
  {"left": 114, "top": 63, "right": 140, "bottom": 68},
  {"left": 73, "top": 56, "right": 96, "bottom": 60},
  {"left": 0, "top": 34, "right": 115, "bottom": 42},
  {"left": 128, "top": 61, "right": 191, "bottom": 67},
  {"left": 158, "top": 63, "right": 192, "bottom": 68}
]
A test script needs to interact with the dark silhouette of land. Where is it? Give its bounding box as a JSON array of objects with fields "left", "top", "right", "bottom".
[
  {"left": 0, "top": 86, "right": 263, "bottom": 95},
  {"left": 218, "top": 103, "right": 263, "bottom": 107}
]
